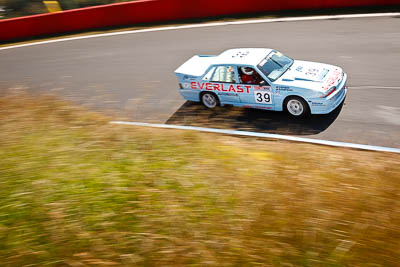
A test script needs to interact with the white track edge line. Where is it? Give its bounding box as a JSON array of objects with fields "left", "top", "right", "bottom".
[
  {"left": 110, "top": 121, "right": 400, "bottom": 154},
  {"left": 1, "top": 12, "right": 400, "bottom": 51},
  {"left": 350, "top": 86, "right": 400, "bottom": 89}
]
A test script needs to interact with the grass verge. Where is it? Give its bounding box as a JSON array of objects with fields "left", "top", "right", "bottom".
[{"left": 0, "top": 92, "right": 399, "bottom": 266}]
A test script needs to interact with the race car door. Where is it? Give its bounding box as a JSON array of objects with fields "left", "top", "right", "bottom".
[
  {"left": 209, "top": 65, "right": 241, "bottom": 103},
  {"left": 237, "top": 66, "right": 274, "bottom": 109}
]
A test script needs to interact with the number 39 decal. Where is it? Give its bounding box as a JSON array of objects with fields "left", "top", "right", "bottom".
[{"left": 254, "top": 91, "right": 272, "bottom": 104}]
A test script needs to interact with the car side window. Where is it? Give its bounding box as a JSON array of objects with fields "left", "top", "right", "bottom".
[
  {"left": 202, "top": 67, "right": 216, "bottom": 81},
  {"left": 238, "top": 66, "right": 268, "bottom": 85},
  {"left": 211, "top": 66, "right": 236, "bottom": 83}
]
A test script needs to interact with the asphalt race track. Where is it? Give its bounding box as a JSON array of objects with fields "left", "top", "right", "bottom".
[{"left": 1, "top": 15, "right": 399, "bottom": 148}]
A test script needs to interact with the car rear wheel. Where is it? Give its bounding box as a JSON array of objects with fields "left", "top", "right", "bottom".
[
  {"left": 284, "top": 96, "right": 309, "bottom": 118},
  {"left": 201, "top": 92, "right": 219, "bottom": 109}
]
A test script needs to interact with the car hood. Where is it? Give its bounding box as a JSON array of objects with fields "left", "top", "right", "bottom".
[{"left": 275, "top": 60, "right": 343, "bottom": 92}]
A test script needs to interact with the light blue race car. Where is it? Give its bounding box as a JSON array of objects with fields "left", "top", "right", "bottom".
[{"left": 175, "top": 48, "right": 347, "bottom": 117}]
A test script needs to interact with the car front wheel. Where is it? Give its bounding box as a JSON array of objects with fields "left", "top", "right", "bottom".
[{"left": 284, "top": 96, "right": 309, "bottom": 118}]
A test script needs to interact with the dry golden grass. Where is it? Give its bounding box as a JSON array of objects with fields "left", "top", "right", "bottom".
[{"left": 0, "top": 91, "right": 399, "bottom": 266}]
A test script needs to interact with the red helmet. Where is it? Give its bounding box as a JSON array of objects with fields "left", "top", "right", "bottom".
[{"left": 241, "top": 67, "right": 254, "bottom": 75}]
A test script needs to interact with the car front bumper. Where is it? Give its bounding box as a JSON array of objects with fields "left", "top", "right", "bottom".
[{"left": 308, "top": 73, "right": 348, "bottom": 114}]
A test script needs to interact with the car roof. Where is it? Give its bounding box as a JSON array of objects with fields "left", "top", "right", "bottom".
[{"left": 214, "top": 48, "right": 273, "bottom": 66}]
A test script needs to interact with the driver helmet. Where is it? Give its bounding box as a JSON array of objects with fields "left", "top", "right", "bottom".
[{"left": 241, "top": 67, "right": 254, "bottom": 75}]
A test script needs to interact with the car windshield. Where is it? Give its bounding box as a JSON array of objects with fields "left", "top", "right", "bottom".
[{"left": 257, "top": 51, "right": 294, "bottom": 82}]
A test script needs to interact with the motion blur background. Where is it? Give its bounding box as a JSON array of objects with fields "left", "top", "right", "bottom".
[
  {"left": 1, "top": 0, "right": 400, "bottom": 266},
  {"left": 0, "top": 0, "right": 135, "bottom": 18}
]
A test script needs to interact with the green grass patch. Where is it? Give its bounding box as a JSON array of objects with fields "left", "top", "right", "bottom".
[{"left": 0, "top": 92, "right": 399, "bottom": 266}]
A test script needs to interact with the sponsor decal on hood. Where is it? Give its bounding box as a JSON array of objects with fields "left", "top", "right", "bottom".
[
  {"left": 281, "top": 60, "right": 333, "bottom": 82},
  {"left": 275, "top": 60, "right": 343, "bottom": 93}
]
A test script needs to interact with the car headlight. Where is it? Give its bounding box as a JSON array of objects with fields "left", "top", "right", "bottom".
[{"left": 320, "top": 86, "right": 337, "bottom": 98}]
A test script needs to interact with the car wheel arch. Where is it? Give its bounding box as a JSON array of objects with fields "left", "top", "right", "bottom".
[
  {"left": 283, "top": 95, "right": 310, "bottom": 109},
  {"left": 283, "top": 95, "right": 311, "bottom": 117},
  {"left": 200, "top": 91, "right": 220, "bottom": 102},
  {"left": 200, "top": 91, "right": 220, "bottom": 108}
]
